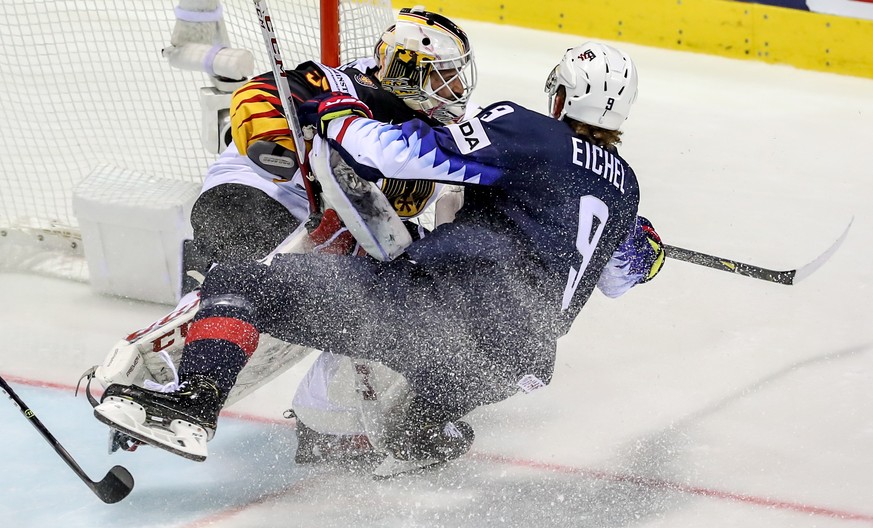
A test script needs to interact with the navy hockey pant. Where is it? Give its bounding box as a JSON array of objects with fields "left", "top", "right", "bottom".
[{"left": 194, "top": 253, "right": 558, "bottom": 418}]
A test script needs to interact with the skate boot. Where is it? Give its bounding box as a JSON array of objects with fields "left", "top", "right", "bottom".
[
  {"left": 293, "top": 415, "right": 377, "bottom": 467},
  {"left": 385, "top": 420, "right": 475, "bottom": 463},
  {"left": 93, "top": 375, "right": 226, "bottom": 462},
  {"left": 373, "top": 396, "right": 474, "bottom": 478}
]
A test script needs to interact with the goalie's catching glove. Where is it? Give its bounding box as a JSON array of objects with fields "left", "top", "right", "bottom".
[{"left": 298, "top": 92, "right": 373, "bottom": 138}]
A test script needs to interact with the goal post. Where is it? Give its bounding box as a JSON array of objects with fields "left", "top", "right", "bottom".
[
  {"left": 321, "top": 0, "right": 343, "bottom": 67},
  {"left": 0, "top": 0, "right": 393, "bottom": 285}
]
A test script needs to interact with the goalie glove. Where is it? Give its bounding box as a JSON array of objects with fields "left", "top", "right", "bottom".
[
  {"left": 308, "top": 208, "right": 359, "bottom": 255},
  {"left": 299, "top": 92, "right": 373, "bottom": 137}
]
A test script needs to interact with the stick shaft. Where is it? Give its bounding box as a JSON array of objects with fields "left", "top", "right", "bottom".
[
  {"left": 1, "top": 375, "right": 134, "bottom": 503},
  {"left": 1, "top": 376, "right": 80, "bottom": 463},
  {"left": 664, "top": 244, "right": 795, "bottom": 285},
  {"left": 1, "top": 375, "right": 94, "bottom": 480},
  {"left": 253, "top": 0, "right": 320, "bottom": 214}
]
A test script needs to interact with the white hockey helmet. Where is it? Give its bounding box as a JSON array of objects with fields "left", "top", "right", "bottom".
[
  {"left": 545, "top": 42, "right": 639, "bottom": 131},
  {"left": 374, "top": 6, "right": 476, "bottom": 124}
]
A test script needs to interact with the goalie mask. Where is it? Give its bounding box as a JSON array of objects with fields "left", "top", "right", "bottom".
[
  {"left": 545, "top": 42, "right": 639, "bottom": 131},
  {"left": 375, "top": 7, "right": 476, "bottom": 124}
]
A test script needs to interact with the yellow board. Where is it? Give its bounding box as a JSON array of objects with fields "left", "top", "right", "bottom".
[{"left": 408, "top": 0, "right": 873, "bottom": 79}]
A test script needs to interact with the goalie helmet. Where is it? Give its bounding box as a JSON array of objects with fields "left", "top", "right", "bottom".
[
  {"left": 544, "top": 42, "right": 638, "bottom": 131},
  {"left": 374, "top": 6, "right": 476, "bottom": 124}
]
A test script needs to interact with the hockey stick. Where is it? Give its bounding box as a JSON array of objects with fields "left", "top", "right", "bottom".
[
  {"left": 253, "top": 0, "right": 320, "bottom": 215},
  {"left": 0, "top": 375, "right": 134, "bottom": 504},
  {"left": 663, "top": 219, "right": 852, "bottom": 285}
]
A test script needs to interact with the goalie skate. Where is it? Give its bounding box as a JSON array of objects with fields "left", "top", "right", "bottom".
[{"left": 108, "top": 428, "right": 145, "bottom": 454}]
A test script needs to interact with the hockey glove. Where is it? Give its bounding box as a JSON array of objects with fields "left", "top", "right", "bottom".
[
  {"left": 307, "top": 208, "right": 358, "bottom": 255},
  {"left": 596, "top": 216, "right": 665, "bottom": 298},
  {"left": 298, "top": 92, "right": 373, "bottom": 138},
  {"left": 626, "top": 216, "right": 665, "bottom": 284}
]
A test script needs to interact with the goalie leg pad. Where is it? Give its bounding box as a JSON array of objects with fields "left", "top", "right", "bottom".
[{"left": 90, "top": 291, "right": 202, "bottom": 392}]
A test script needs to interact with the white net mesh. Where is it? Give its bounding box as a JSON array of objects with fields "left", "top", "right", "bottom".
[{"left": 0, "top": 0, "right": 392, "bottom": 278}]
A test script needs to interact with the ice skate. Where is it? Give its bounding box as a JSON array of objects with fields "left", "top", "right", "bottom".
[
  {"left": 374, "top": 420, "right": 475, "bottom": 479},
  {"left": 292, "top": 414, "right": 379, "bottom": 467},
  {"left": 107, "top": 429, "right": 145, "bottom": 454},
  {"left": 93, "top": 375, "right": 225, "bottom": 462}
]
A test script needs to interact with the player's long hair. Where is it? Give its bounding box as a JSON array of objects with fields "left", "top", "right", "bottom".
[{"left": 566, "top": 119, "right": 623, "bottom": 151}]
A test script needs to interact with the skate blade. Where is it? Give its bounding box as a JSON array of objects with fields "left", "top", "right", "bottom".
[
  {"left": 108, "top": 428, "right": 144, "bottom": 454},
  {"left": 94, "top": 397, "right": 209, "bottom": 462},
  {"left": 371, "top": 454, "right": 444, "bottom": 479}
]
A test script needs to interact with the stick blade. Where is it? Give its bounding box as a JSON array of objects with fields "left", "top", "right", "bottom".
[
  {"left": 93, "top": 465, "right": 134, "bottom": 504},
  {"left": 792, "top": 218, "right": 853, "bottom": 284}
]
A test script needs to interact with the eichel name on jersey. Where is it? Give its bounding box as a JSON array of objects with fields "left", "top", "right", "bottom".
[
  {"left": 453, "top": 117, "right": 628, "bottom": 194},
  {"left": 571, "top": 139, "right": 627, "bottom": 195},
  {"left": 229, "top": 61, "right": 441, "bottom": 219},
  {"left": 327, "top": 101, "right": 641, "bottom": 331}
]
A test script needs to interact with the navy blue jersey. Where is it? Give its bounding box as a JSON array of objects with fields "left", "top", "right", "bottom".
[
  {"left": 328, "top": 101, "right": 641, "bottom": 335},
  {"left": 191, "top": 102, "right": 646, "bottom": 412}
]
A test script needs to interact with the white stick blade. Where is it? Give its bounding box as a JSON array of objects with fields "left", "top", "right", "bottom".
[{"left": 793, "top": 218, "right": 853, "bottom": 283}]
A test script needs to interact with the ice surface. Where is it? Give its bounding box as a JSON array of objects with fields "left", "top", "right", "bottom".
[{"left": 1, "top": 18, "right": 872, "bottom": 528}]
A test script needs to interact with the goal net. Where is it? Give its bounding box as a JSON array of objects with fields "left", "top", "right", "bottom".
[{"left": 0, "top": 0, "right": 393, "bottom": 280}]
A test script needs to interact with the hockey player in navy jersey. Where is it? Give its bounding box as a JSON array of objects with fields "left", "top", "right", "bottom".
[{"left": 94, "top": 42, "right": 665, "bottom": 468}]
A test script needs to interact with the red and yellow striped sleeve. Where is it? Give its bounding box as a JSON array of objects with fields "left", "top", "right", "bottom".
[{"left": 230, "top": 74, "right": 297, "bottom": 155}]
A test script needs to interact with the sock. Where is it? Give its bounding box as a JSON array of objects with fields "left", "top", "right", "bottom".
[{"left": 179, "top": 294, "right": 259, "bottom": 394}]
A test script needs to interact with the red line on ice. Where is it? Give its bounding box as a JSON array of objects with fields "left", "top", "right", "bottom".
[
  {"left": 5, "top": 373, "right": 872, "bottom": 524},
  {"left": 472, "top": 453, "right": 873, "bottom": 522}
]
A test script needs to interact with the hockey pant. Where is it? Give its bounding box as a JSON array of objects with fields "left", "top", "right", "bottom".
[{"left": 198, "top": 251, "right": 558, "bottom": 419}]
